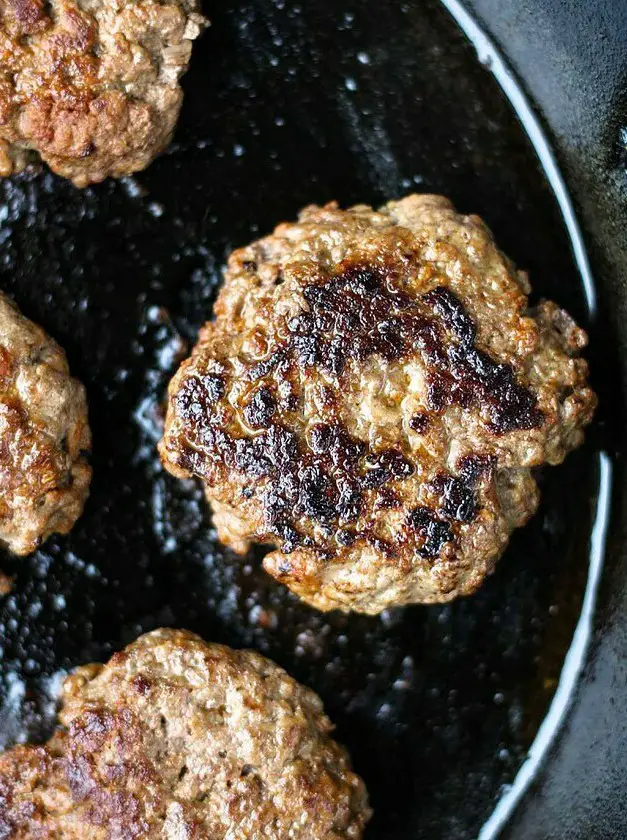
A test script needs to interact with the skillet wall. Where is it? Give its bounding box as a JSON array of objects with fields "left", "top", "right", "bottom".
[{"left": 466, "top": 1, "right": 627, "bottom": 837}]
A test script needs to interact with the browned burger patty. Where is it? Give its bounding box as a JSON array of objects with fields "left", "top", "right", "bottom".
[
  {"left": 159, "top": 195, "right": 597, "bottom": 614},
  {"left": 0, "top": 291, "right": 90, "bottom": 555},
  {"left": 0, "top": 0, "right": 207, "bottom": 187},
  {"left": 0, "top": 628, "right": 371, "bottom": 839}
]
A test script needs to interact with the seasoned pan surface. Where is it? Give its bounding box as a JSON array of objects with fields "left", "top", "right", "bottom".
[{"left": 0, "top": 1, "right": 612, "bottom": 837}]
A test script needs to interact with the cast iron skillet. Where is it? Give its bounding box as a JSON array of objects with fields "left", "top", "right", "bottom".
[{"left": 0, "top": 1, "right": 625, "bottom": 838}]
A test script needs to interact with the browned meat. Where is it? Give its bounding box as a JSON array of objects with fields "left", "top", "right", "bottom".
[
  {"left": 0, "top": 291, "right": 91, "bottom": 555},
  {"left": 159, "top": 195, "right": 596, "bottom": 614},
  {"left": 0, "top": 628, "right": 371, "bottom": 839},
  {"left": 0, "top": 0, "right": 207, "bottom": 187}
]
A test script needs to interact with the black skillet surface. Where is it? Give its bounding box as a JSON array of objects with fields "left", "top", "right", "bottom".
[
  {"left": 0, "top": 0, "right": 620, "bottom": 838},
  {"left": 464, "top": 2, "right": 627, "bottom": 838}
]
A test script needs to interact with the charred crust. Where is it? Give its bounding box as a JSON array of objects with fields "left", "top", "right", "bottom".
[
  {"left": 409, "top": 412, "right": 430, "bottom": 433},
  {"left": 374, "top": 488, "right": 401, "bottom": 511},
  {"left": 248, "top": 350, "right": 286, "bottom": 382},
  {"left": 366, "top": 534, "right": 397, "bottom": 558},
  {"left": 361, "top": 449, "right": 414, "bottom": 490},
  {"left": 457, "top": 453, "right": 496, "bottom": 484},
  {"left": 336, "top": 529, "right": 356, "bottom": 547},
  {"left": 422, "top": 286, "right": 544, "bottom": 433},
  {"left": 292, "top": 265, "right": 442, "bottom": 376},
  {"left": 405, "top": 453, "right": 495, "bottom": 556},
  {"left": 422, "top": 285, "right": 476, "bottom": 345},
  {"left": 426, "top": 455, "right": 495, "bottom": 529},
  {"left": 245, "top": 264, "right": 543, "bottom": 436},
  {"left": 406, "top": 506, "right": 453, "bottom": 559},
  {"left": 160, "top": 195, "right": 597, "bottom": 614},
  {"left": 174, "top": 392, "right": 420, "bottom": 551},
  {"left": 175, "top": 373, "right": 225, "bottom": 421},
  {"left": 170, "top": 264, "right": 541, "bottom": 555},
  {"left": 243, "top": 386, "right": 276, "bottom": 429},
  {"left": 430, "top": 474, "right": 478, "bottom": 523}
]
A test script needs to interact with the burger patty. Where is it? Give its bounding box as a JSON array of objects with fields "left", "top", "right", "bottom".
[
  {"left": 0, "top": 0, "right": 207, "bottom": 186},
  {"left": 159, "top": 194, "right": 596, "bottom": 614},
  {"left": 0, "top": 291, "right": 91, "bottom": 556},
  {"left": 0, "top": 628, "right": 371, "bottom": 839}
]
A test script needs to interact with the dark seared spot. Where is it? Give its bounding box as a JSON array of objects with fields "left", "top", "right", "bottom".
[
  {"left": 428, "top": 455, "right": 495, "bottom": 526},
  {"left": 175, "top": 442, "right": 207, "bottom": 478},
  {"left": 423, "top": 286, "right": 544, "bottom": 433},
  {"left": 318, "top": 385, "right": 337, "bottom": 411},
  {"left": 367, "top": 534, "right": 397, "bottom": 558},
  {"left": 336, "top": 477, "right": 362, "bottom": 523},
  {"left": 336, "top": 529, "right": 356, "bottom": 547},
  {"left": 455, "top": 345, "right": 543, "bottom": 433},
  {"left": 278, "top": 270, "right": 543, "bottom": 434},
  {"left": 294, "top": 265, "right": 444, "bottom": 377},
  {"left": 458, "top": 453, "right": 496, "bottom": 484},
  {"left": 423, "top": 285, "right": 476, "bottom": 345},
  {"left": 426, "top": 372, "right": 453, "bottom": 413},
  {"left": 276, "top": 523, "right": 300, "bottom": 553},
  {"left": 175, "top": 374, "right": 224, "bottom": 421},
  {"left": 172, "top": 267, "right": 541, "bottom": 556},
  {"left": 290, "top": 329, "right": 320, "bottom": 370},
  {"left": 409, "top": 412, "right": 430, "bottom": 433},
  {"left": 308, "top": 423, "right": 366, "bottom": 470},
  {"left": 243, "top": 387, "right": 275, "bottom": 429},
  {"left": 374, "top": 488, "right": 401, "bottom": 510},
  {"left": 248, "top": 349, "right": 285, "bottom": 382},
  {"left": 178, "top": 404, "right": 414, "bottom": 548},
  {"left": 407, "top": 507, "right": 453, "bottom": 558},
  {"left": 229, "top": 424, "right": 365, "bottom": 547},
  {"left": 201, "top": 375, "right": 225, "bottom": 403},
  {"left": 299, "top": 465, "right": 336, "bottom": 522},
  {"left": 375, "top": 449, "right": 413, "bottom": 479},
  {"left": 243, "top": 266, "right": 542, "bottom": 437},
  {"left": 231, "top": 425, "right": 299, "bottom": 478},
  {"left": 431, "top": 474, "right": 477, "bottom": 522},
  {"left": 309, "top": 423, "right": 334, "bottom": 454},
  {"left": 361, "top": 448, "right": 413, "bottom": 489},
  {"left": 359, "top": 468, "right": 389, "bottom": 490},
  {"left": 276, "top": 378, "right": 298, "bottom": 411}
]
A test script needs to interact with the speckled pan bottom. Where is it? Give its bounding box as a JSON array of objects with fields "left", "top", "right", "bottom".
[{"left": 0, "top": 1, "right": 606, "bottom": 838}]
